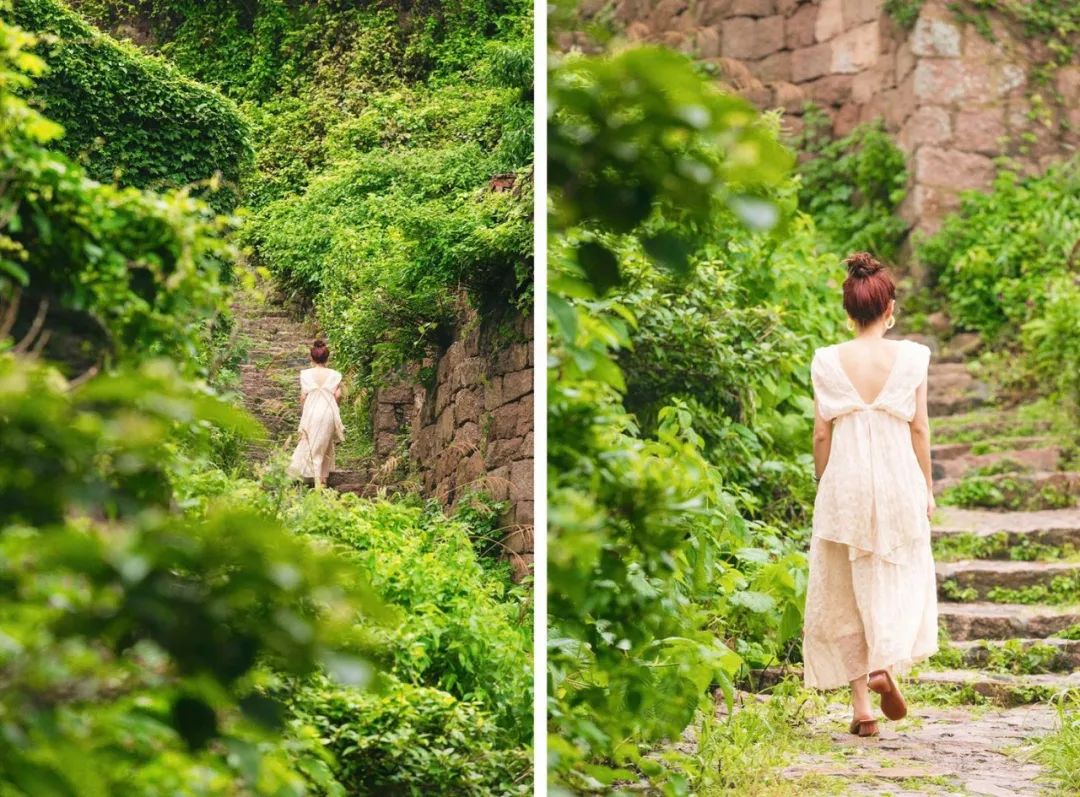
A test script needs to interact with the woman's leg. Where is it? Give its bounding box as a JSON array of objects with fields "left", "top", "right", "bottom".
[{"left": 850, "top": 674, "right": 874, "bottom": 719}]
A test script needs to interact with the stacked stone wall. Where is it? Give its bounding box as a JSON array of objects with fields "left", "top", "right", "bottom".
[
  {"left": 373, "top": 311, "right": 534, "bottom": 579},
  {"left": 564, "top": 0, "right": 1078, "bottom": 235}
]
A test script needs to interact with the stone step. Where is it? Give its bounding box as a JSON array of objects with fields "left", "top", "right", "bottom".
[
  {"left": 948, "top": 637, "right": 1080, "bottom": 672},
  {"left": 932, "top": 506, "right": 1080, "bottom": 550},
  {"left": 937, "top": 559, "right": 1080, "bottom": 598},
  {"left": 938, "top": 602, "right": 1080, "bottom": 641},
  {"left": 911, "top": 668, "right": 1080, "bottom": 705},
  {"left": 931, "top": 436, "right": 1056, "bottom": 462},
  {"left": 926, "top": 362, "right": 991, "bottom": 417},
  {"left": 932, "top": 445, "right": 1062, "bottom": 482},
  {"left": 934, "top": 470, "right": 1080, "bottom": 507},
  {"left": 932, "top": 408, "right": 1054, "bottom": 444}
]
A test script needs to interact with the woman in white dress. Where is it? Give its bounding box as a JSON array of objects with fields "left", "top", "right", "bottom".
[
  {"left": 803, "top": 252, "right": 937, "bottom": 737},
  {"left": 287, "top": 339, "right": 345, "bottom": 489}
]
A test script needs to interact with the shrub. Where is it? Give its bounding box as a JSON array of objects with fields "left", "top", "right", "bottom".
[
  {"left": 919, "top": 159, "right": 1079, "bottom": 338},
  {"left": 548, "top": 46, "right": 829, "bottom": 791},
  {"left": 11, "top": 0, "right": 250, "bottom": 197},
  {"left": 795, "top": 108, "right": 909, "bottom": 261},
  {"left": 291, "top": 677, "right": 530, "bottom": 797},
  {"left": 283, "top": 492, "right": 533, "bottom": 742}
]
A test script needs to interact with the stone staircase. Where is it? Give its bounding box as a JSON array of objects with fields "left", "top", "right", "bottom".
[{"left": 231, "top": 287, "right": 373, "bottom": 495}]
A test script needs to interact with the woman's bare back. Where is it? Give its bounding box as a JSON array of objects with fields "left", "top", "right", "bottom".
[{"left": 835, "top": 338, "right": 902, "bottom": 405}]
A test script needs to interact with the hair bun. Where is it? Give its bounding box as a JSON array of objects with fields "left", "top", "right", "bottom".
[{"left": 844, "top": 252, "right": 882, "bottom": 279}]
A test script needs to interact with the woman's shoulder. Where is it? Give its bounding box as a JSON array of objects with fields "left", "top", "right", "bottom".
[
  {"left": 812, "top": 343, "right": 839, "bottom": 361},
  {"left": 897, "top": 338, "right": 932, "bottom": 362}
]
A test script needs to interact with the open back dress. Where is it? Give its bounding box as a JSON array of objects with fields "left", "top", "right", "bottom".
[
  {"left": 287, "top": 367, "right": 345, "bottom": 482},
  {"left": 803, "top": 339, "right": 938, "bottom": 689}
]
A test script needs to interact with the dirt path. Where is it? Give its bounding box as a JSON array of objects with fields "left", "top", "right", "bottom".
[{"left": 773, "top": 337, "right": 1079, "bottom": 795}]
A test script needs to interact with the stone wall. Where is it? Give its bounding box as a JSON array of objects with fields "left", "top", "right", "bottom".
[
  {"left": 566, "top": 0, "right": 1078, "bottom": 235},
  {"left": 373, "top": 310, "right": 534, "bottom": 579}
]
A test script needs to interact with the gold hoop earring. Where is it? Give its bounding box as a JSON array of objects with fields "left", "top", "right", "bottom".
[
  {"left": 846, "top": 318, "right": 856, "bottom": 332},
  {"left": 886, "top": 317, "right": 896, "bottom": 330}
]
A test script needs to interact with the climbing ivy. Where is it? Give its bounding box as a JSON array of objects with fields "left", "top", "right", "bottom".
[
  {"left": 71, "top": 0, "right": 534, "bottom": 385},
  {"left": 9, "top": 0, "right": 251, "bottom": 199},
  {"left": 946, "top": 0, "right": 1079, "bottom": 71}
]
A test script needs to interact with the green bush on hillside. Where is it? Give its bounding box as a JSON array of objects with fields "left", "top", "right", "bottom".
[
  {"left": 548, "top": 46, "right": 831, "bottom": 792},
  {"left": 795, "top": 108, "right": 909, "bottom": 261},
  {"left": 11, "top": 0, "right": 251, "bottom": 196},
  {"left": 291, "top": 677, "right": 530, "bottom": 796},
  {"left": 70, "top": 0, "right": 534, "bottom": 383},
  {"left": 920, "top": 159, "right": 1079, "bottom": 338}
]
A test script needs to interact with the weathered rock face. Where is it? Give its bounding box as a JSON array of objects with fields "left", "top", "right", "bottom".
[
  {"left": 569, "top": 0, "right": 1078, "bottom": 236},
  {"left": 374, "top": 310, "right": 534, "bottom": 579}
]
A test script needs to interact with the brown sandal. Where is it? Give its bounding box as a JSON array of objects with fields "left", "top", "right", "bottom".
[
  {"left": 868, "top": 669, "right": 907, "bottom": 721},
  {"left": 849, "top": 716, "right": 880, "bottom": 737}
]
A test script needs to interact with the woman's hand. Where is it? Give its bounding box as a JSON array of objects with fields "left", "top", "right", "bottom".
[{"left": 926, "top": 490, "right": 936, "bottom": 521}]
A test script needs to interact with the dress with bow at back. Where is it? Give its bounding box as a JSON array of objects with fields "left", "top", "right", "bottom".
[
  {"left": 287, "top": 367, "right": 345, "bottom": 482},
  {"left": 803, "top": 339, "right": 938, "bottom": 689}
]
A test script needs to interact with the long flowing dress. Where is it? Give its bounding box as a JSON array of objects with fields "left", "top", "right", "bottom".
[
  {"left": 287, "top": 367, "right": 345, "bottom": 482},
  {"left": 803, "top": 339, "right": 938, "bottom": 689}
]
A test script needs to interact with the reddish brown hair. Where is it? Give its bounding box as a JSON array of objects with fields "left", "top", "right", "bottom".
[
  {"left": 310, "top": 339, "right": 330, "bottom": 364},
  {"left": 842, "top": 252, "right": 895, "bottom": 327}
]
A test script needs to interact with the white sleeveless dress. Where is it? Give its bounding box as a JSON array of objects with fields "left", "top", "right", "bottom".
[
  {"left": 803, "top": 340, "right": 938, "bottom": 689},
  {"left": 287, "top": 367, "right": 345, "bottom": 482}
]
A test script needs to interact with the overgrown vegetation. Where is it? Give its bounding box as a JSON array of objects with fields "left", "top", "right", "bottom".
[
  {"left": 1036, "top": 696, "right": 1080, "bottom": 794},
  {"left": 10, "top": 0, "right": 250, "bottom": 197},
  {"left": 548, "top": 46, "right": 845, "bottom": 793},
  {"left": 70, "top": 0, "right": 534, "bottom": 385},
  {"left": 795, "top": 107, "right": 909, "bottom": 262},
  {"left": 1, "top": 4, "right": 532, "bottom": 793},
  {"left": 919, "top": 159, "right": 1080, "bottom": 418}
]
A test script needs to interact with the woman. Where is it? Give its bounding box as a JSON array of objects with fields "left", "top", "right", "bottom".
[
  {"left": 803, "top": 252, "right": 937, "bottom": 738},
  {"left": 287, "top": 339, "right": 345, "bottom": 489}
]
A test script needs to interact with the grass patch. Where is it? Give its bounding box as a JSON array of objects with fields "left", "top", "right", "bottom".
[
  {"left": 682, "top": 681, "right": 845, "bottom": 796},
  {"left": 934, "top": 638, "right": 1066, "bottom": 674},
  {"left": 932, "top": 532, "right": 1078, "bottom": 562},
  {"left": 1035, "top": 696, "right": 1080, "bottom": 795},
  {"left": 986, "top": 574, "right": 1080, "bottom": 605},
  {"left": 939, "top": 475, "right": 1075, "bottom": 511}
]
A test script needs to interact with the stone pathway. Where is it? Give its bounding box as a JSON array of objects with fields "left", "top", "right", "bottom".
[
  {"left": 783, "top": 702, "right": 1056, "bottom": 796},
  {"left": 772, "top": 344, "right": 1079, "bottom": 794},
  {"left": 231, "top": 281, "right": 373, "bottom": 494}
]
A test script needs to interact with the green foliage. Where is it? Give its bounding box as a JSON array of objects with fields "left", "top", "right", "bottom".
[
  {"left": 987, "top": 575, "right": 1080, "bottom": 605},
  {"left": 884, "top": 0, "right": 926, "bottom": 28},
  {"left": 947, "top": 0, "right": 1079, "bottom": 71},
  {"left": 0, "top": 13, "right": 235, "bottom": 372},
  {"left": 1035, "top": 696, "right": 1080, "bottom": 794},
  {"left": 72, "top": 0, "right": 534, "bottom": 384},
  {"left": 1054, "top": 624, "right": 1080, "bottom": 640},
  {"left": 982, "top": 639, "right": 1062, "bottom": 674},
  {"left": 932, "top": 532, "right": 1076, "bottom": 562},
  {"left": 1022, "top": 276, "right": 1080, "bottom": 417},
  {"left": 939, "top": 474, "right": 1076, "bottom": 511},
  {"left": 10, "top": 0, "right": 250, "bottom": 197},
  {"left": 290, "top": 677, "right": 530, "bottom": 796},
  {"left": 795, "top": 109, "right": 909, "bottom": 262},
  {"left": 283, "top": 493, "right": 533, "bottom": 741},
  {"left": 0, "top": 350, "right": 381, "bottom": 795},
  {"left": 548, "top": 46, "right": 840, "bottom": 792},
  {"left": 921, "top": 160, "right": 1079, "bottom": 338},
  {"left": 251, "top": 143, "right": 532, "bottom": 383},
  {"left": 1, "top": 12, "right": 532, "bottom": 792}
]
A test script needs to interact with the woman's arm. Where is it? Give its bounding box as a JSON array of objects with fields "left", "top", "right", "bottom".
[
  {"left": 909, "top": 376, "right": 935, "bottom": 518},
  {"left": 812, "top": 397, "right": 833, "bottom": 479}
]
